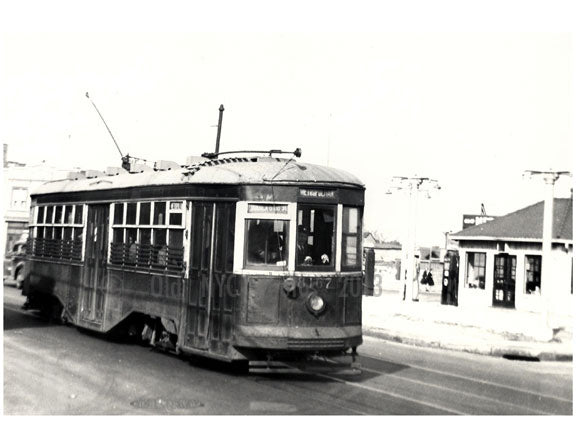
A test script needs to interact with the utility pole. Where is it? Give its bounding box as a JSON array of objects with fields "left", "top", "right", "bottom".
[
  {"left": 524, "top": 170, "right": 571, "bottom": 338},
  {"left": 387, "top": 176, "right": 441, "bottom": 302}
]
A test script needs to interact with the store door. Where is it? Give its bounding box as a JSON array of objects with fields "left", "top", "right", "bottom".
[{"left": 493, "top": 253, "right": 516, "bottom": 308}]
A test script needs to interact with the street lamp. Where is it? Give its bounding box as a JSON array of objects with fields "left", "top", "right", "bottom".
[{"left": 387, "top": 176, "right": 441, "bottom": 302}]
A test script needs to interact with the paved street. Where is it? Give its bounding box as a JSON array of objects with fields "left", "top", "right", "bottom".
[{"left": 3, "top": 284, "right": 573, "bottom": 415}]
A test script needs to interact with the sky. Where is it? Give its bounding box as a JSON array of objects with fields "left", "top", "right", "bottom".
[{"left": 1, "top": 29, "right": 573, "bottom": 248}]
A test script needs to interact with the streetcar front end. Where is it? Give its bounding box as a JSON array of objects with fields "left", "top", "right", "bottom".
[{"left": 230, "top": 185, "right": 364, "bottom": 372}]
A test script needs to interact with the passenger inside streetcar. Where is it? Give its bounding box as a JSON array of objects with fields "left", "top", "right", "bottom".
[
  {"left": 246, "top": 219, "right": 287, "bottom": 266},
  {"left": 296, "top": 206, "right": 334, "bottom": 266}
]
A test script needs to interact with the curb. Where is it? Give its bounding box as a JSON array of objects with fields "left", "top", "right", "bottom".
[{"left": 363, "top": 328, "right": 573, "bottom": 362}]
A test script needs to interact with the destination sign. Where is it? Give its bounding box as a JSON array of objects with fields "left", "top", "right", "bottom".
[
  {"left": 248, "top": 203, "right": 288, "bottom": 214},
  {"left": 299, "top": 188, "right": 336, "bottom": 199}
]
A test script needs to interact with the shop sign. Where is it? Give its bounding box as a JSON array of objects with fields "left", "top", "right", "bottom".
[{"left": 462, "top": 214, "right": 497, "bottom": 229}]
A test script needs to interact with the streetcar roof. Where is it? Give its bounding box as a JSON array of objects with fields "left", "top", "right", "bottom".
[{"left": 31, "top": 157, "right": 364, "bottom": 196}]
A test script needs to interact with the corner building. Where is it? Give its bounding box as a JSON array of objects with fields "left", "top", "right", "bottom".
[{"left": 450, "top": 198, "right": 572, "bottom": 317}]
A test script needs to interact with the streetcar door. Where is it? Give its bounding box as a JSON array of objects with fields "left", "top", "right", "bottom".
[
  {"left": 184, "top": 202, "right": 236, "bottom": 353},
  {"left": 493, "top": 253, "right": 516, "bottom": 308},
  {"left": 208, "top": 203, "right": 236, "bottom": 354},
  {"left": 185, "top": 202, "right": 215, "bottom": 349},
  {"left": 80, "top": 204, "right": 109, "bottom": 326}
]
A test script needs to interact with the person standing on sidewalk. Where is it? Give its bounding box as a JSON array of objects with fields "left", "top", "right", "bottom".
[
  {"left": 426, "top": 270, "right": 434, "bottom": 292},
  {"left": 421, "top": 269, "right": 428, "bottom": 292}
]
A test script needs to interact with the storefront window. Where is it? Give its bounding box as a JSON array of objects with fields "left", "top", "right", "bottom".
[
  {"left": 297, "top": 205, "right": 335, "bottom": 268},
  {"left": 525, "top": 255, "right": 541, "bottom": 294},
  {"left": 245, "top": 219, "right": 288, "bottom": 267},
  {"left": 466, "top": 252, "right": 486, "bottom": 289}
]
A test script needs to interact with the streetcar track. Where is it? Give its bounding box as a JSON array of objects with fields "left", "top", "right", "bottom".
[
  {"left": 358, "top": 365, "right": 550, "bottom": 415},
  {"left": 250, "top": 377, "right": 369, "bottom": 415},
  {"left": 360, "top": 354, "right": 573, "bottom": 405},
  {"left": 6, "top": 302, "right": 571, "bottom": 415},
  {"left": 316, "top": 373, "right": 464, "bottom": 415}
]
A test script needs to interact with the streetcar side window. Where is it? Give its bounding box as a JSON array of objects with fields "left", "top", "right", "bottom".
[
  {"left": 168, "top": 201, "right": 183, "bottom": 226},
  {"left": 37, "top": 206, "right": 45, "bottom": 224},
  {"left": 74, "top": 205, "right": 84, "bottom": 224},
  {"left": 342, "top": 206, "right": 362, "bottom": 268},
  {"left": 296, "top": 205, "right": 335, "bottom": 268},
  {"left": 110, "top": 201, "right": 185, "bottom": 271},
  {"left": 114, "top": 203, "right": 124, "bottom": 225},
  {"left": 64, "top": 205, "right": 74, "bottom": 224},
  {"left": 30, "top": 204, "right": 84, "bottom": 261},
  {"left": 54, "top": 205, "right": 63, "bottom": 224},
  {"left": 126, "top": 203, "right": 137, "bottom": 225},
  {"left": 153, "top": 202, "right": 166, "bottom": 225},
  {"left": 139, "top": 202, "right": 151, "bottom": 225},
  {"left": 46, "top": 206, "right": 54, "bottom": 224},
  {"left": 244, "top": 219, "right": 288, "bottom": 268}
]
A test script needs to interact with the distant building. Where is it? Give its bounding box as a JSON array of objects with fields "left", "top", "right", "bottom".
[
  {"left": 450, "top": 198, "right": 573, "bottom": 316},
  {"left": 3, "top": 144, "right": 72, "bottom": 255},
  {"left": 362, "top": 233, "right": 444, "bottom": 293},
  {"left": 418, "top": 246, "right": 443, "bottom": 293}
]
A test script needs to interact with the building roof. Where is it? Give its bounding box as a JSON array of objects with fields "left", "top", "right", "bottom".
[
  {"left": 451, "top": 198, "right": 572, "bottom": 242},
  {"left": 31, "top": 157, "right": 364, "bottom": 196}
]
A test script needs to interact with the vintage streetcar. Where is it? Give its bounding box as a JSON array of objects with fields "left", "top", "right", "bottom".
[{"left": 23, "top": 150, "right": 364, "bottom": 373}]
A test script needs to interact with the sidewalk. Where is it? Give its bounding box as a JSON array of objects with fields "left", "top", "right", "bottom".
[{"left": 362, "top": 291, "right": 573, "bottom": 361}]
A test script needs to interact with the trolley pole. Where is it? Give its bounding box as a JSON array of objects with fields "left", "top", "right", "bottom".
[
  {"left": 524, "top": 169, "right": 571, "bottom": 339},
  {"left": 387, "top": 176, "right": 441, "bottom": 302},
  {"left": 215, "top": 104, "right": 224, "bottom": 155}
]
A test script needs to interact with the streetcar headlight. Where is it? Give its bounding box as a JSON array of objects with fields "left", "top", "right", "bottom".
[{"left": 307, "top": 293, "right": 326, "bottom": 315}]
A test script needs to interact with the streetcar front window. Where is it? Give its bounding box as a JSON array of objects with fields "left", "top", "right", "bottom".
[
  {"left": 297, "top": 205, "right": 335, "bottom": 268},
  {"left": 245, "top": 219, "right": 288, "bottom": 268},
  {"left": 342, "top": 206, "right": 362, "bottom": 268}
]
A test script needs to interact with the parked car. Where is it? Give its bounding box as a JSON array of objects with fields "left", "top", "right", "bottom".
[{"left": 4, "top": 240, "right": 27, "bottom": 289}]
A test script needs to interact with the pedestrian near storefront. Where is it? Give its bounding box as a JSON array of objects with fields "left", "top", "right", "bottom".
[
  {"left": 426, "top": 270, "right": 434, "bottom": 291},
  {"left": 421, "top": 269, "right": 429, "bottom": 292}
]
